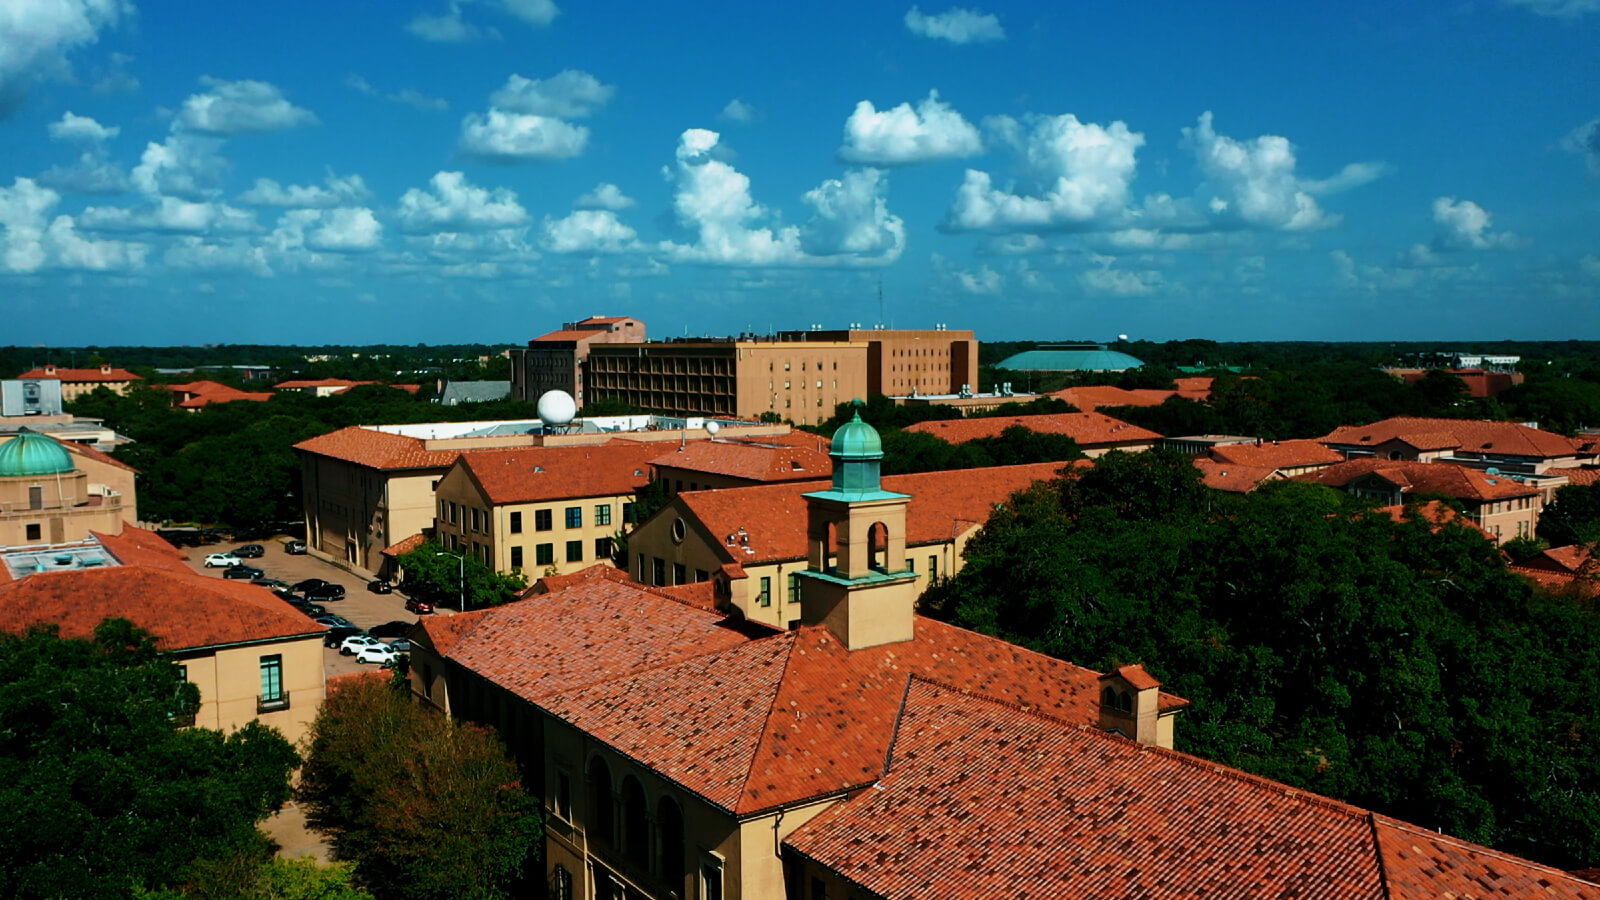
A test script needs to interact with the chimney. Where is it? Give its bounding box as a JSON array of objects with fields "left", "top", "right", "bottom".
[
  {"left": 44, "top": 365, "right": 57, "bottom": 376},
  {"left": 1098, "top": 664, "right": 1168, "bottom": 747},
  {"left": 100, "top": 364, "right": 112, "bottom": 374}
]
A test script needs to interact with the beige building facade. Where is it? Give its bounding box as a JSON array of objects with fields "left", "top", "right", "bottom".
[
  {"left": 0, "top": 431, "right": 130, "bottom": 546},
  {"left": 510, "top": 315, "right": 647, "bottom": 407},
  {"left": 785, "top": 327, "right": 979, "bottom": 396},
  {"left": 13, "top": 364, "right": 142, "bottom": 401},
  {"left": 173, "top": 631, "right": 325, "bottom": 745}
]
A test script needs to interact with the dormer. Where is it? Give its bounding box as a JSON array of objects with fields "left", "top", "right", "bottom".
[{"left": 1098, "top": 663, "right": 1175, "bottom": 748}]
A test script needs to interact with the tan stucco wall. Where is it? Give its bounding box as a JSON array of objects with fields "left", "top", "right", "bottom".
[
  {"left": 299, "top": 452, "right": 445, "bottom": 573},
  {"left": 732, "top": 343, "right": 868, "bottom": 426},
  {"left": 0, "top": 469, "right": 125, "bottom": 545},
  {"left": 176, "top": 635, "right": 324, "bottom": 745},
  {"left": 1475, "top": 494, "right": 1542, "bottom": 544},
  {"left": 432, "top": 465, "right": 634, "bottom": 576}
]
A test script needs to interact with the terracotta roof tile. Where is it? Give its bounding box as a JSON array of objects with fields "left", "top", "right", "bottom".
[
  {"left": 648, "top": 580, "right": 719, "bottom": 610},
  {"left": 1375, "top": 815, "right": 1600, "bottom": 899},
  {"left": 1293, "top": 459, "right": 1539, "bottom": 502},
  {"left": 903, "top": 411, "right": 1162, "bottom": 445},
  {"left": 65, "top": 441, "right": 138, "bottom": 472},
  {"left": 164, "top": 379, "right": 274, "bottom": 407},
  {"left": 1563, "top": 468, "right": 1600, "bottom": 486},
  {"left": 533, "top": 329, "right": 608, "bottom": 341},
  {"left": 1107, "top": 662, "right": 1161, "bottom": 690},
  {"left": 1052, "top": 385, "right": 1178, "bottom": 411},
  {"left": 528, "top": 562, "right": 633, "bottom": 595},
  {"left": 461, "top": 440, "right": 664, "bottom": 504},
  {"left": 274, "top": 378, "right": 380, "bottom": 390},
  {"left": 15, "top": 367, "right": 141, "bottom": 382},
  {"left": 1374, "top": 501, "right": 1493, "bottom": 539},
  {"left": 1173, "top": 376, "right": 1215, "bottom": 401},
  {"left": 1210, "top": 439, "right": 1342, "bottom": 470},
  {"left": 1321, "top": 417, "right": 1582, "bottom": 460},
  {"left": 676, "top": 462, "right": 1080, "bottom": 565},
  {"left": 381, "top": 532, "right": 428, "bottom": 557},
  {"left": 1194, "top": 458, "right": 1280, "bottom": 493},
  {"left": 650, "top": 438, "right": 833, "bottom": 483},
  {"left": 293, "top": 426, "right": 463, "bottom": 471}
]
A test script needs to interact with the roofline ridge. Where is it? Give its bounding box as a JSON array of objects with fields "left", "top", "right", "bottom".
[
  {"left": 733, "top": 630, "right": 811, "bottom": 812},
  {"left": 904, "top": 673, "right": 1087, "bottom": 731},
  {"left": 1124, "top": 738, "right": 1373, "bottom": 821},
  {"left": 1370, "top": 812, "right": 1600, "bottom": 878},
  {"left": 1368, "top": 813, "right": 1395, "bottom": 900}
]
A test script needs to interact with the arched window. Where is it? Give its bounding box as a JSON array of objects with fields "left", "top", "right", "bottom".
[
  {"left": 1101, "top": 686, "right": 1116, "bottom": 708},
  {"left": 588, "top": 757, "right": 615, "bottom": 847},
  {"left": 657, "top": 796, "right": 685, "bottom": 889},
  {"left": 825, "top": 521, "right": 840, "bottom": 573},
  {"left": 868, "top": 522, "right": 889, "bottom": 572},
  {"left": 1119, "top": 690, "right": 1133, "bottom": 712},
  {"left": 621, "top": 775, "right": 648, "bottom": 868}
]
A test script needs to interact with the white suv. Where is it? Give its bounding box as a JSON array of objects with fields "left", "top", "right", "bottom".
[
  {"left": 340, "top": 635, "right": 383, "bottom": 656},
  {"left": 203, "top": 552, "right": 242, "bottom": 568},
  {"left": 355, "top": 644, "right": 400, "bottom": 666}
]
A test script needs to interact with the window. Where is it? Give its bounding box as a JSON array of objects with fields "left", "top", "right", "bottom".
[
  {"left": 536, "top": 543, "right": 554, "bottom": 566},
  {"left": 449, "top": 502, "right": 458, "bottom": 524},
  {"left": 554, "top": 770, "right": 573, "bottom": 821},
  {"left": 28, "top": 485, "right": 43, "bottom": 510},
  {"left": 788, "top": 573, "right": 800, "bottom": 606},
  {"left": 471, "top": 508, "right": 482, "bottom": 532},
  {"left": 566, "top": 540, "right": 584, "bottom": 563},
  {"left": 25, "top": 523, "right": 41, "bottom": 541},
  {"left": 258, "top": 655, "right": 286, "bottom": 711},
  {"left": 696, "top": 569, "right": 709, "bottom": 582},
  {"left": 623, "top": 502, "right": 635, "bottom": 523},
  {"left": 552, "top": 864, "right": 573, "bottom": 900},
  {"left": 510, "top": 511, "right": 522, "bottom": 533},
  {"left": 595, "top": 537, "right": 613, "bottom": 560},
  {"left": 928, "top": 555, "right": 938, "bottom": 582},
  {"left": 652, "top": 557, "right": 667, "bottom": 586},
  {"left": 812, "top": 878, "right": 829, "bottom": 900},
  {"left": 673, "top": 563, "right": 686, "bottom": 585},
  {"left": 510, "top": 546, "right": 523, "bottom": 570},
  {"left": 905, "top": 558, "right": 915, "bottom": 572},
  {"left": 595, "top": 504, "right": 611, "bottom": 526},
  {"left": 701, "top": 856, "right": 724, "bottom": 900},
  {"left": 535, "top": 509, "right": 553, "bottom": 531},
  {"left": 636, "top": 553, "right": 646, "bottom": 580},
  {"left": 565, "top": 506, "right": 582, "bottom": 528},
  {"left": 758, "top": 576, "right": 772, "bottom": 607}
]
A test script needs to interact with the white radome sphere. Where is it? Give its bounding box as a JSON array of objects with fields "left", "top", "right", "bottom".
[
  {"left": 705, "top": 420, "right": 720, "bottom": 435},
  {"left": 537, "top": 390, "right": 577, "bottom": 426}
]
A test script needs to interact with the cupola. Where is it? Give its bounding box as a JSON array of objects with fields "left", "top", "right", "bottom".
[
  {"left": 0, "top": 431, "right": 75, "bottom": 478},
  {"left": 827, "top": 402, "right": 884, "bottom": 495}
]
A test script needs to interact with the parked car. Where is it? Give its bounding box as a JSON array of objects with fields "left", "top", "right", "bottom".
[
  {"left": 404, "top": 596, "right": 435, "bottom": 615},
  {"left": 314, "top": 614, "right": 354, "bottom": 629},
  {"left": 386, "top": 637, "right": 413, "bottom": 653},
  {"left": 340, "top": 635, "right": 383, "bottom": 656},
  {"left": 322, "top": 626, "right": 363, "bottom": 648},
  {"left": 233, "top": 544, "right": 265, "bottom": 559},
  {"left": 292, "top": 578, "right": 330, "bottom": 593},
  {"left": 367, "top": 620, "right": 414, "bottom": 639},
  {"left": 203, "top": 552, "right": 242, "bottom": 568},
  {"left": 367, "top": 579, "right": 393, "bottom": 594},
  {"left": 298, "top": 603, "right": 328, "bottom": 618},
  {"left": 355, "top": 644, "right": 400, "bottom": 666},
  {"left": 222, "top": 564, "right": 263, "bottom": 580},
  {"left": 253, "top": 577, "right": 291, "bottom": 590},
  {"left": 285, "top": 540, "right": 307, "bottom": 555},
  {"left": 306, "top": 583, "right": 345, "bottom": 602}
]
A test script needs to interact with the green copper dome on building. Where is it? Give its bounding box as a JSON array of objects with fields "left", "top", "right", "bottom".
[
  {"left": 818, "top": 402, "right": 902, "bottom": 499},
  {"left": 829, "top": 403, "right": 883, "bottom": 461},
  {"left": 0, "top": 431, "right": 75, "bottom": 477}
]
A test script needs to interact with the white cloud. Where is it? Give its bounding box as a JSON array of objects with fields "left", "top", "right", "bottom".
[
  {"left": 49, "top": 111, "right": 118, "bottom": 142},
  {"left": 1429, "top": 196, "right": 1516, "bottom": 251},
  {"left": 904, "top": 6, "right": 1005, "bottom": 43},
  {"left": 345, "top": 75, "right": 448, "bottom": 112},
  {"left": 406, "top": 2, "right": 497, "bottom": 41},
  {"left": 838, "top": 91, "right": 982, "bottom": 165},
  {"left": 1504, "top": 0, "right": 1598, "bottom": 15},
  {"left": 130, "top": 133, "right": 228, "bottom": 199},
  {"left": 164, "top": 237, "right": 272, "bottom": 275},
  {"left": 397, "top": 171, "right": 530, "bottom": 232},
  {"left": 89, "top": 51, "right": 137, "bottom": 94},
  {"left": 176, "top": 76, "right": 318, "bottom": 136},
  {"left": 458, "top": 109, "right": 588, "bottom": 161},
  {"left": 0, "top": 177, "right": 145, "bottom": 272},
  {"left": 79, "top": 196, "right": 258, "bottom": 234},
  {"left": 576, "top": 183, "right": 635, "bottom": 210},
  {"left": 954, "top": 265, "right": 1004, "bottom": 294},
  {"left": 0, "top": 0, "right": 130, "bottom": 117},
  {"left": 239, "top": 173, "right": 373, "bottom": 207},
  {"left": 1301, "top": 161, "right": 1392, "bottom": 195},
  {"left": 720, "top": 98, "right": 756, "bottom": 123},
  {"left": 1080, "top": 256, "right": 1161, "bottom": 295},
  {"left": 944, "top": 113, "right": 1143, "bottom": 232},
  {"left": 659, "top": 129, "right": 903, "bottom": 267},
  {"left": 1562, "top": 118, "right": 1600, "bottom": 173},
  {"left": 307, "top": 208, "right": 384, "bottom": 252},
  {"left": 798, "top": 168, "right": 905, "bottom": 258},
  {"left": 500, "top": 0, "right": 560, "bottom": 26},
  {"left": 490, "top": 70, "right": 612, "bottom": 117},
  {"left": 543, "top": 210, "right": 637, "bottom": 253},
  {"left": 1182, "top": 111, "right": 1349, "bottom": 231},
  {"left": 1581, "top": 254, "right": 1600, "bottom": 279}
]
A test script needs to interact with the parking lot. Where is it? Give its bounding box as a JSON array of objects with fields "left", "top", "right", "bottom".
[{"left": 183, "top": 537, "right": 446, "bottom": 678}]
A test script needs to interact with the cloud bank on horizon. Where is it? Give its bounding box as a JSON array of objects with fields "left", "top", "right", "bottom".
[{"left": 0, "top": 0, "right": 1596, "bottom": 344}]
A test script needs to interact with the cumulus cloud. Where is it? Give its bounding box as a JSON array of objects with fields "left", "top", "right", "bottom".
[
  {"left": 177, "top": 76, "right": 318, "bottom": 136},
  {"left": 720, "top": 98, "right": 756, "bottom": 123},
  {"left": 1504, "top": 0, "right": 1598, "bottom": 15},
  {"left": 500, "top": 0, "right": 560, "bottom": 26},
  {"left": 944, "top": 113, "right": 1143, "bottom": 232},
  {"left": 397, "top": 171, "right": 529, "bottom": 232},
  {"left": 345, "top": 75, "right": 448, "bottom": 112},
  {"left": 407, "top": 0, "right": 558, "bottom": 41},
  {"left": 575, "top": 183, "right": 635, "bottom": 210},
  {"left": 41, "top": 112, "right": 127, "bottom": 194},
  {"left": 49, "top": 111, "right": 119, "bottom": 142},
  {"left": 542, "top": 210, "right": 637, "bottom": 253},
  {"left": 838, "top": 91, "right": 983, "bottom": 165},
  {"left": 130, "top": 133, "right": 229, "bottom": 200},
  {"left": 79, "top": 196, "right": 258, "bottom": 234},
  {"left": 1426, "top": 197, "right": 1517, "bottom": 252},
  {"left": 1182, "top": 111, "right": 1377, "bottom": 231},
  {"left": 239, "top": 173, "right": 373, "bottom": 207},
  {"left": 1080, "top": 255, "right": 1162, "bottom": 296},
  {"left": 954, "top": 265, "right": 1004, "bottom": 294},
  {"left": 458, "top": 109, "right": 588, "bottom": 161},
  {"left": 904, "top": 6, "right": 1005, "bottom": 43},
  {"left": 660, "top": 129, "right": 904, "bottom": 266},
  {"left": 0, "top": 177, "right": 145, "bottom": 272},
  {"left": 1562, "top": 118, "right": 1600, "bottom": 173},
  {"left": 306, "top": 208, "right": 384, "bottom": 252},
  {"left": 164, "top": 236, "right": 272, "bottom": 275},
  {"left": 490, "top": 70, "right": 613, "bottom": 117},
  {"left": 0, "top": 0, "right": 130, "bottom": 117}
]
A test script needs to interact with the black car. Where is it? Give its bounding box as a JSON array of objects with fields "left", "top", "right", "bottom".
[
  {"left": 292, "top": 578, "right": 330, "bottom": 593},
  {"left": 367, "top": 579, "right": 394, "bottom": 594},
  {"left": 233, "top": 544, "right": 265, "bottom": 559},
  {"left": 222, "top": 564, "right": 264, "bottom": 580},
  {"left": 322, "top": 626, "right": 364, "bottom": 648},
  {"left": 367, "top": 620, "right": 415, "bottom": 639},
  {"left": 306, "top": 583, "right": 346, "bottom": 601},
  {"left": 284, "top": 540, "right": 307, "bottom": 555},
  {"left": 253, "top": 577, "right": 291, "bottom": 589}
]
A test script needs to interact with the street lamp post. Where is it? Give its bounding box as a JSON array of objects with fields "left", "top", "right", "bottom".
[{"left": 434, "top": 550, "right": 466, "bottom": 611}]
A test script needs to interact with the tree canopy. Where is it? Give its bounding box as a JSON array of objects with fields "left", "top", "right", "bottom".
[
  {"left": 0, "top": 619, "right": 299, "bottom": 899},
  {"left": 297, "top": 676, "right": 541, "bottom": 900},
  {"left": 397, "top": 540, "right": 528, "bottom": 609},
  {"left": 922, "top": 450, "right": 1600, "bottom": 869}
]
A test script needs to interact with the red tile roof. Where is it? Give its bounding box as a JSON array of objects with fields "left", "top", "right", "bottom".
[
  {"left": 650, "top": 437, "right": 833, "bottom": 483},
  {"left": 1052, "top": 385, "right": 1178, "bottom": 411},
  {"left": 527, "top": 562, "right": 634, "bottom": 596},
  {"left": 533, "top": 329, "right": 608, "bottom": 342},
  {"left": 167, "top": 379, "right": 274, "bottom": 407},
  {"left": 64, "top": 441, "right": 138, "bottom": 472},
  {"left": 0, "top": 565, "right": 322, "bottom": 651},
  {"left": 459, "top": 440, "right": 664, "bottom": 504},
  {"left": 1375, "top": 500, "right": 1493, "bottom": 539},
  {"left": 381, "top": 532, "right": 428, "bottom": 557},
  {"left": 1525, "top": 544, "right": 1592, "bottom": 575},
  {"left": 574, "top": 315, "right": 630, "bottom": 325},
  {"left": 293, "top": 426, "right": 463, "bottom": 471},
  {"left": 1563, "top": 468, "right": 1600, "bottom": 486},
  {"left": 676, "top": 462, "right": 1080, "bottom": 565},
  {"left": 274, "top": 378, "right": 382, "bottom": 390},
  {"left": 1210, "top": 439, "right": 1342, "bottom": 470},
  {"left": 1293, "top": 459, "right": 1539, "bottom": 502},
  {"left": 1321, "top": 417, "right": 1582, "bottom": 460},
  {"left": 903, "top": 411, "right": 1161, "bottom": 446},
  {"left": 784, "top": 681, "right": 1598, "bottom": 900},
  {"left": 1193, "top": 458, "right": 1280, "bottom": 493},
  {"left": 15, "top": 366, "right": 141, "bottom": 383},
  {"left": 1172, "top": 376, "right": 1214, "bottom": 401}
]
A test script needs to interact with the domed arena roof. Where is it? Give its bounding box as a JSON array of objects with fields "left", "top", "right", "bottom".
[
  {"left": 830, "top": 405, "right": 883, "bottom": 460},
  {"left": 995, "top": 345, "right": 1145, "bottom": 372},
  {"left": 0, "top": 431, "right": 75, "bottom": 478}
]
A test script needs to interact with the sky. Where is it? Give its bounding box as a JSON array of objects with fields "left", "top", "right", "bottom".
[{"left": 0, "top": 0, "right": 1597, "bottom": 346}]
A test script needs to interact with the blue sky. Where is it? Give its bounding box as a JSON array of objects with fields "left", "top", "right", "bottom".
[{"left": 1, "top": 0, "right": 1596, "bottom": 346}]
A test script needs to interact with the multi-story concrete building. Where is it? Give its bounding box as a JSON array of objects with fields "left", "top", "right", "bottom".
[
  {"left": 13, "top": 364, "right": 141, "bottom": 401},
  {"left": 779, "top": 326, "right": 978, "bottom": 397},
  {"left": 510, "top": 315, "right": 646, "bottom": 407},
  {"left": 1293, "top": 458, "right": 1542, "bottom": 544}
]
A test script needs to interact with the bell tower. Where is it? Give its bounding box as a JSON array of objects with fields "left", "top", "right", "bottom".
[{"left": 795, "top": 404, "right": 920, "bottom": 650}]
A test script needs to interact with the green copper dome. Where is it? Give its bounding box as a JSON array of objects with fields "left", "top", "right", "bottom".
[
  {"left": 830, "top": 404, "right": 883, "bottom": 460},
  {"left": 0, "top": 431, "right": 75, "bottom": 477}
]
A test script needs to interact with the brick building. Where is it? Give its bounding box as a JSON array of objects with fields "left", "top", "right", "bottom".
[{"left": 509, "top": 315, "right": 647, "bottom": 407}]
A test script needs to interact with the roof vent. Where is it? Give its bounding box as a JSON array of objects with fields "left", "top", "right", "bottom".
[{"left": 534, "top": 466, "right": 543, "bottom": 473}]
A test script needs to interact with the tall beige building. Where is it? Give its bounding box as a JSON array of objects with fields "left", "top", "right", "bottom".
[
  {"left": 781, "top": 326, "right": 978, "bottom": 396},
  {"left": 510, "top": 315, "right": 647, "bottom": 407}
]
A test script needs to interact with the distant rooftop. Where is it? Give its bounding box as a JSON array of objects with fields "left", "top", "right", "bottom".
[
  {"left": 374, "top": 414, "right": 762, "bottom": 441},
  {"left": 2, "top": 537, "right": 121, "bottom": 581}
]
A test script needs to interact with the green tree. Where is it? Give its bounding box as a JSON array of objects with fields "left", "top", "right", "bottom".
[
  {"left": 297, "top": 677, "right": 541, "bottom": 900},
  {"left": 1538, "top": 483, "right": 1600, "bottom": 546},
  {"left": 0, "top": 620, "right": 299, "bottom": 900},
  {"left": 397, "top": 541, "right": 528, "bottom": 610}
]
